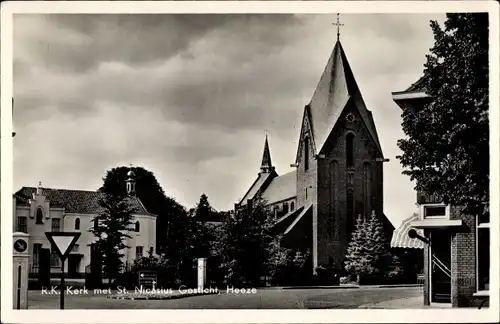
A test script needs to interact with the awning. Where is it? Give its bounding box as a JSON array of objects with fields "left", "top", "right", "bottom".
[{"left": 390, "top": 213, "right": 424, "bottom": 249}]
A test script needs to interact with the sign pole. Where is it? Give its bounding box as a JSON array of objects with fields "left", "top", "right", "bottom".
[
  {"left": 60, "top": 259, "right": 65, "bottom": 309},
  {"left": 17, "top": 265, "right": 22, "bottom": 309},
  {"left": 45, "top": 232, "right": 81, "bottom": 310}
]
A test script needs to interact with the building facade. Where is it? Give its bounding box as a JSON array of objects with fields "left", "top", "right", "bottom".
[
  {"left": 13, "top": 172, "right": 157, "bottom": 276},
  {"left": 237, "top": 38, "right": 394, "bottom": 273},
  {"left": 392, "top": 80, "right": 490, "bottom": 307}
]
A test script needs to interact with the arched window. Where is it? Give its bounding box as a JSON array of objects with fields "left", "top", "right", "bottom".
[
  {"left": 35, "top": 207, "right": 44, "bottom": 224},
  {"left": 304, "top": 137, "right": 310, "bottom": 171},
  {"left": 290, "top": 201, "right": 295, "bottom": 212},
  {"left": 75, "top": 218, "right": 80, "bottom": 230},
  {"left": 135, "top": 221, "right": 140, "bottom": 233},
  {"left": 346, "top": 133, "right": 354, "bottom": 167},
  {"left": 346, "top": 189, "right": 354, "bottom": 234},
  {"left": 283, "top": 203, "right": 289, "bottom": 215}
]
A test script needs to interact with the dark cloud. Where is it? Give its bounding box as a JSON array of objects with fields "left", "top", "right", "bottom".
[{"left": 14, "top": 14, "right": 302, "bottom": 74}]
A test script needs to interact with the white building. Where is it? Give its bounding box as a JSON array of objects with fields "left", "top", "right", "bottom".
[{"left": 12, "top": 171, "right": 156, "bottom": 276}]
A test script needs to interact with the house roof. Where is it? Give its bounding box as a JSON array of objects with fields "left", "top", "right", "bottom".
[
  {"left": 15, "top": 187, "right": 152, "bottom": 215},
  {"left": 405, "top": 75, "right": 427, "bottom": 92},
  {"left": 305, "top": 40, "right": 383, "bottom": 157},
  {"left": 262, "top": 171, "right": 297, "bottom": 205},
  {"left": 239, "top": 172, "right": 274, "bottom": 206},
  {"left": 390, "top": 213, "right": 424, "bottom": 249},
  {"left": 284, "top": 204, "right": 312, "bottom": 235}
]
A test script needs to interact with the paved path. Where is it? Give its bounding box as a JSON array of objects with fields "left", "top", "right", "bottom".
[{"left": 28, "top": 286, "right": 423, "bottom": 309}]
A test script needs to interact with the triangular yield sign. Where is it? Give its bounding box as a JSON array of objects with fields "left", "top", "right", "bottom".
[{"left": 45, "top": 232, "right": 81, "bottom": 261}]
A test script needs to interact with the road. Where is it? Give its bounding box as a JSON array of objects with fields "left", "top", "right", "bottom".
[{"left": 27, "top": 286, "right": 423, "bottom": 309}]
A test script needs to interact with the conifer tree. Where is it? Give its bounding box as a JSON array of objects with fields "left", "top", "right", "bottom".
[
  {"left": 344, "top": 215, "right": 369, "bottom": 281},
  {"left": 364, "top": 211, "right": 392, "bottom": 279},
  {"left": 90, "top": 193, "right": 137, "bottom": 286}
]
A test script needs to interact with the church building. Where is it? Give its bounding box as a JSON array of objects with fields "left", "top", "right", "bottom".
[
  {"left": 13, "top": 171, "right": 157, "bottom": 277},
  {"left": 236, "top": 36, "right": 394, "bottom": 273}
]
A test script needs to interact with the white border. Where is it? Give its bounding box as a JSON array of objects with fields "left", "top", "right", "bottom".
[{"left": 1, "top": 1, "right": 499, "bottom": 323}]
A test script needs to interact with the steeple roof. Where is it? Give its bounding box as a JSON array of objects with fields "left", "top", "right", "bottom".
[
  {"left": 260, "top": 135, "right": 273, "bottom": 173},
  {"left": 306, "top": 40, "right": 383, "bottom": 156}
]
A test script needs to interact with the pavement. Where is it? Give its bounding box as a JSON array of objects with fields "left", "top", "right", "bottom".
[
  {"left": 358, "top": 296, "right": 426, "bottom": 309},
  {"left": 27, "top": 285, "right": 424, "bottom": 309}
]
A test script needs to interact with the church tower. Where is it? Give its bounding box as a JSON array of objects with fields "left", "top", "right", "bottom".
[
  {"left": 294, "top": 21, "right": 390, "bottom": 271},
  {"left": 260, "top": 135, "right": 275, "bottom": 174}
]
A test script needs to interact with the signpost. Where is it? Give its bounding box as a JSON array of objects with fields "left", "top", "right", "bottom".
[
  {"left": 138, "top": 270, "right": 157, "bottom": 288},
  {"left": 197, "top": 258, "right": 206, "bottom": 291},
  {"left": 13, "top": 232, "right": 30, "bottom": 309},
  {"left": 45, "top": 232, "right": 81, "bottom": 309}
]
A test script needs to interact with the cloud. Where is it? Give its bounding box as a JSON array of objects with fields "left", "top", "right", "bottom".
[{"left": 13, "top": 13, "right": 445, "bottom": 227}]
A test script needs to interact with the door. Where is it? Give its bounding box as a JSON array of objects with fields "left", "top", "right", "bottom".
[
  {"left": 430, "top": 231, "right": 451, "bottom": 303},
  {"left": 68, "top": 255, "right": 80, "bottom": 277}
]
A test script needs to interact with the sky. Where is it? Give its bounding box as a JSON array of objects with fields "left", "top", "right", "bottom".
[{"left": 13, "top": 13, "right": 445, "bottom": 228}]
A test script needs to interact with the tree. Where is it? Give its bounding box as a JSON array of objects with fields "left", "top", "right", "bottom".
[
  {"left": 397, "top": 13, "right": 489, "bottom": 217},
  {"left": 364, "top": 211, "right": 392, "bottom": 280},
  {"left": 344, "top": 215, "right": 371, "bottom": 282},
  {"left": 344, "top": 212, "right": 391, "bottom": 284},
  {"left": 90, "top": 193, "right": 137, "bottom": 286},
  {"left": 219, "top": 193, "right": 276, "bottom": 286},
  {"left": 98, "top": 166, "right": 190, "bottom": 259}
]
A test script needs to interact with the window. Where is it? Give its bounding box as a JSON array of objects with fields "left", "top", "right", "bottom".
[
  {"left": 283, "top": 203, "right": 289, "bottom": 215},
  {"left": 477, "top": 211, "right": 490, "bottom": 291},
  {"left": 17, "top": 216, "right": 27, "bottom": 233},
  {"left": 36, "top": 208, "right": 44, "bottom": 224},
  {"left": 346, "top": 189, "right": 354, "bottom": 234},
  {"left": 135, "top": 246, "right": 144, "bottom": 260},
  {"left": 94, "top": 218, "right": 99, "bottom": 230},
  {"left": 51, "top": 218, "right": 60, "bottom": 232},
  {"left": 72, "top": 244, "right": 79, "bottom": 253},
  {"left": 33, "top": 243, "right": 43, "bottom": 266},
  {"left": 346, "top": 133, "right": 354, "bottom": 167},
  {"left": 304, "top": 137, "right": 309, "bottom": 171},
  {"left": 75, "top": 218, "right": 80, "bottom": 230},
  {"left": 273, "top": 206, "right": 279, "bottom": 217},
  {"left": 422, "top": 204, "right": 449, "bottom": 219},
  {"left": 135, "top": 221, "right": 140, "bottom": 232},
  {"left": 50, "top": 246, "right": 60, "bottom": 267},
  {"left": 290, "top": 201, "right": 295, "bottom": 212}
]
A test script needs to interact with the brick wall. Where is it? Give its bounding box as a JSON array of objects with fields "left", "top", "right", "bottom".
[
  {"left": 450, "top": 206, "right": 477, "bottom": 307},
  {"left": 313, "top": 103, "right": 385, "bottom": 269}
]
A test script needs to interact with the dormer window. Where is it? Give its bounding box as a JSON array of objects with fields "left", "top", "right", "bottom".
[{"left": 35, "top": 207, "right": 44, "bottom": 224}]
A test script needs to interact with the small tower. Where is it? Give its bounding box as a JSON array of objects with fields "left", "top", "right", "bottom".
[
  {"left": 36, "top": 181, "right": 42, "bottom": 195},
  {"left": 260, "top": 135, "right": 274, "bottom": 173},
  {"left": 126, "top": 168, "right": 136, "bottom": 196}
]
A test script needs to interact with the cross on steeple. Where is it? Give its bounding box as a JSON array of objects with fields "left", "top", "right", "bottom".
[{"left": 333, "top": 13, "right": 344, "bottom": 41}]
